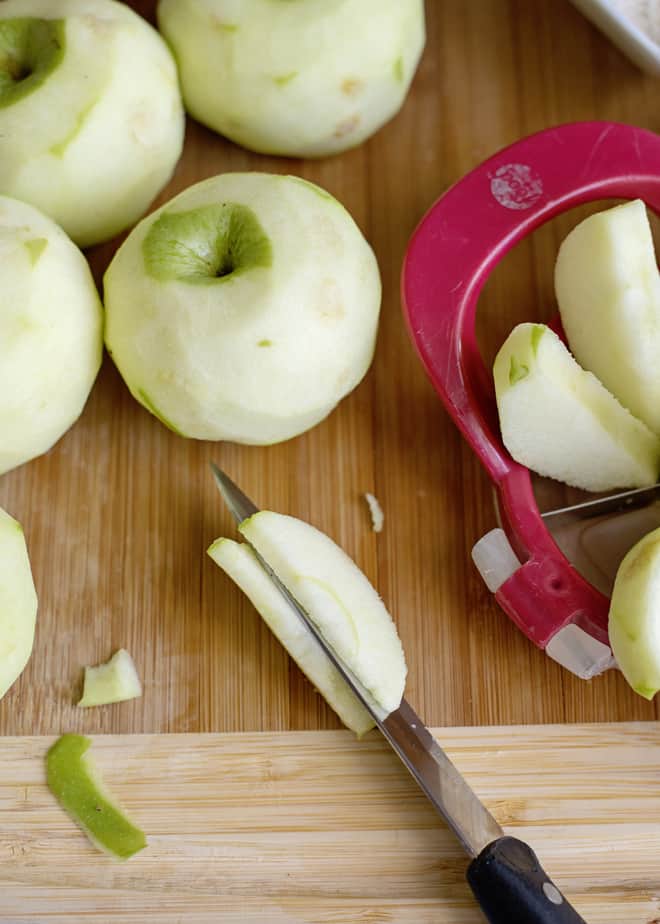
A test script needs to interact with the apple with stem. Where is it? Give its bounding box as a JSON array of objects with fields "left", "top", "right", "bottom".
[
  {"left": 104, "top": 173, "right": 381, "bottom": 444},
  {"left": 0, "top": 0, "right": 185, "bottom": 247},
  {"left": 0, "top": 196, "right": 103, "bottom": 476},
  {"left": 208, "top": 511, "right": 407, "bottom": 735},
  {"left": 493, "top": 323, "right": 660, "bottom": 491},
  {"left": 0, "top": 507, "right": 37, "bottom": 701},
  {"left": 157, "top": 0, "right": 425, "bottom": 158}
]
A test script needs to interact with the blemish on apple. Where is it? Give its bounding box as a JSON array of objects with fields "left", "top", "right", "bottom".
[
  {"left": 273, "top": 72, "right": 297, "bottom": 86},
  {"left": 341, "top": 77, "right": 363, "bottom": 96},
  {"left": 334, "top": 115, "right": 360, "bottom": 139}
]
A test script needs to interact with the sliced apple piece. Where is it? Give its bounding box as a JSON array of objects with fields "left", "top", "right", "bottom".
[
  {"left": 493, "top": 322, "right": 660, "bottom": 491},
  {"left": 555, "top": 199, "right": 660, "bottom": 434},
  {"left": 78, "top": 649, "right": 142, "bottom": 708},
  {"left": 237, "top": 511, "right": 406, "bottom": 716},
  {"left": 609, "top": 527, "right": 660, "bottom": 699},
  {"left": 0, "top": 506, "right": 37, "bottom": 700},
  {"left": 208, "top": 538, "right": 374, "bottom": 736},
  {"left": 46, "top": 734, "right": 147, "bottom": 859}
]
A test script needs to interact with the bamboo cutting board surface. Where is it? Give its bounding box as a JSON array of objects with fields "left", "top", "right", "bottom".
[
  {"left": 2, "top": 723, "right": 660, "bottom": 923},
  {"left": 0, "top": 0, "right": 659, "bottom": 740}
]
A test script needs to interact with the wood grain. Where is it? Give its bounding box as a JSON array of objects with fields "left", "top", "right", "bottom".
[
  {"left": 0, "top": 1, "right": 659, "bottom": 736},
  {"left": 1, "top": 724, "right": 659, "bottom": 923}
]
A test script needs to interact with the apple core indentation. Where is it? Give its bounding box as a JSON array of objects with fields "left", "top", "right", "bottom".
[
  {"left": 0, "top": 18, "right": 65, "bottom": 109},
  {"left": 142, "top": 202, "right": 272, "bottom": 285}
]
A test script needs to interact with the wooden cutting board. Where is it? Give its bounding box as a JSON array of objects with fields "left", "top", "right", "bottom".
[
  {"left": 2, "top": 723, "right": 659, "bottom": 923},
  {"left": 0, "top": 1, "right": 659, "bottom": 742}
]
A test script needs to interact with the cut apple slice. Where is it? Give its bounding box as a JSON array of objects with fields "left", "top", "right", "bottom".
[
  {"left": 555, "top": 199, "right": 660, "bottom": 435},
  {"left": 493, "top": 322, "right": 660, "bottom": 491},
  {"left": 208, "top": 538, "right": 374, "bottom": 736},
  {"left": 609, "top": 527, "right": 660, "bottom": 700},
  {"left": 238, "top": 512, "right": 407, "bottom": 716},
  {"left": 78, "top": 649, "right": 142, "bottom": 708},
  {"left": 208, "top": 510, "right": 407, "bottom": 729}
]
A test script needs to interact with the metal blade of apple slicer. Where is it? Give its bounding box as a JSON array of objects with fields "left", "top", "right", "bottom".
[
  {"left": 209, "top": 464, "right": 504, "bottom": 859},
  {"left": 540, "top": 483, "right": 660, "bottom": 596}
]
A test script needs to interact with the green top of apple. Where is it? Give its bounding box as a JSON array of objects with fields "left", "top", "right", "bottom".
[
  {"left": 142, "top": 202, "right": 273, "bottom": 285},
  {"left": 0, "top": 18, "right": 65, "bottom": 109}
]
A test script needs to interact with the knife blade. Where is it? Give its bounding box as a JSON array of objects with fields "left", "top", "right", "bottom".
[{"left": 211, "top": 463, "right": 588, "bottom": 923}]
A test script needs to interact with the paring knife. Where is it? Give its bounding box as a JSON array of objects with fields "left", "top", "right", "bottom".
[{"left": 211, "top": 464, "right": 587, "bottom": 924}]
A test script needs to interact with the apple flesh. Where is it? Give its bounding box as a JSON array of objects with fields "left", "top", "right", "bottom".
[
  {"left": 78, "top": 649, "right": 142, "bottom": 707},
  {"left": 493, "top": 323, "right": 660, "bottom": 491},
  {"left": 104, "top": 173, "right": 381, "bottom": 444},
  {"left": 208, "top": 538, "right": 374, "bottom": 736},
  {"left": 609, "top": 527, "right": 660, "bottom": 700},
  {"left": 0, "top": 195, "right": 103, "bottom": 475},
  {"left": 215, "top": 510, "right": 407, "bottom": 716},
  {"left": 208, "top": 511, "right": 408, "bottom": 731},
  {"left": 157, "top": 0, "right": 425, "bottom": 158},
  {"left": 0, "top": 0, "right": 184, "bottom": 247},
  {"left": 0, "top": 507, "right": 37, "bottom": 701},
  {"left": 555, "top": 200, "right": 660, "bottom": 435}
]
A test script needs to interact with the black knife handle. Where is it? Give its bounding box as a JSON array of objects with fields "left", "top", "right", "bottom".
[{"left": 466, "top": 837, "right": 587, "bottom": 923}]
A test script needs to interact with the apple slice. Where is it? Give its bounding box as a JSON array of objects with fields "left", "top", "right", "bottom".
[
  {"left": 208, "top": 539, "right": 374, "bottom": 736},
  {"left": 237, "top": 511, "right": 407, "bottom": 716},
  {"left": 46, "top": 734, "right": 147, "bottom": 859},
  {"left": 0, "top": 507, "right": 37, "bottom": 700},
  {"left": 493, "top": 322, "right": 660, "bottom": 491},
  {"left": 609, "top": 527, "right": 660, "bottom": 700},
  {"left": 555, "top": 199, "right": 660, "bottom": 435},
  {"left": 78, "top": 649, "right": 142, "bottom": 708}
]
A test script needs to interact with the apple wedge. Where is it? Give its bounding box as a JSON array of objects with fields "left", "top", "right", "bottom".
[
  {"left": 208, "top": 539, "right": 374, "bottom": 736},
  {"left": 493, "top": 322, "right": 660, "bottom": 491},
  {"left": 0, "top": 507, "right": 37, "bottom": 700},
  {"left": 609, "top": 527, "right": 660, "bottom": 700},
  {"left": 208, "top": 511, "right": 407, "bottom": 731},
  {"left": 555, "top": 199, "right": 660, "bottom": 435}
]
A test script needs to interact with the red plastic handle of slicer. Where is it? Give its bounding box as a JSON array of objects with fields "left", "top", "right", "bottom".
[{"left": 402, "top": 121, "right": 660, "bottom": 648}]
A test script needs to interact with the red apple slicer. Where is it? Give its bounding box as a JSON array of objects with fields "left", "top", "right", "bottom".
[{"left": 401, "top": 121, "right": 660, "bottom": 680}]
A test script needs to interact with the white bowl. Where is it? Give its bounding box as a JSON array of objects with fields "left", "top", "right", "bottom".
[{"left": 570, "top": 0, "right": 660, "bottom": 76}]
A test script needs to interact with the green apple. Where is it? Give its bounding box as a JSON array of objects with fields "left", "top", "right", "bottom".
[
  {"left": 609, "top": 527, "right": 660, "bottom": 700},
  {"left": 0, "top": 0, "right": 185, "bottom": 247},
  {"left": 0, "top": 507, "right": 37, "bottom": 701},
  {"left": 0, "top": 196, "right": 102, "bottom": 475},
  {"left": 555, "top": 200, "right": 660, "bottom": 434},
  {"left": 78, "top": 649, "right": 142, "bottom": 707},
  {"left": 104, "top": 173, "right": 381, "bottom": 444},
  {"left": 208, "top": 510, "right": 407, "bottom": 728},
  {"left": 493, "top": 323, "right": 660, "bottom": 491},
  {"left": 157, "top": 0, "right": 425, "bottom": 157},
  {"left": 47, "top": 734, "right": 147, "bottom": 859},
  {"left": 208, "top": 539, "right": 374, "bottom": 735}
]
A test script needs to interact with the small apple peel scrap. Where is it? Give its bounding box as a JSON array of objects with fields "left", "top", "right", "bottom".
[
  {"left": 363, "top": 492, "right": 384, "bottom": 533},
  {"left": 78, "top": 648, "right": 142, "bottom": 707},
  {"left": 46, "top": 734, "right": 147, "bottom": 859}
]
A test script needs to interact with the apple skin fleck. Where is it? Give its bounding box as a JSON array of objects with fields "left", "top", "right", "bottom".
[{"left": 333, "top": 115, "right": 361, "bottom": 139}]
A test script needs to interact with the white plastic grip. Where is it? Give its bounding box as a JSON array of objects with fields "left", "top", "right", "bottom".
[{"left": 471, "top": 529, "right": 616, "bottom": 679}]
